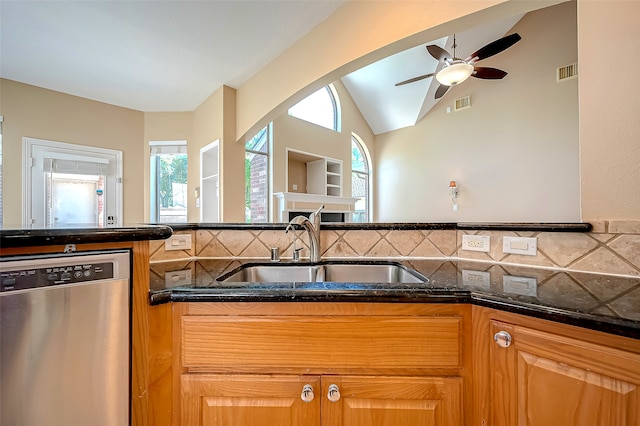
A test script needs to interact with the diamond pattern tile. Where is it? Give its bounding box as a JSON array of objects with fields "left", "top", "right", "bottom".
[{"left": 147, "top": 220, "right": 640, "bottom": 281}]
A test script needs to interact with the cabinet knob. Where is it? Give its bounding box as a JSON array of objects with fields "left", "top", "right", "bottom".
[
  {"left": 327, "top": 384, "right": 341, "bottom": 402},
  {"left": 301, "top": 384, "right": 315, "bottom": 402},
  {"left": 494, "top": 330, "right": 512, "bottom": 348}
]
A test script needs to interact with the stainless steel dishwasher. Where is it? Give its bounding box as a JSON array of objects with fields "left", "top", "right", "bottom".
[{"left": 0, "top": 250, "right": 131, "bottom": 426}]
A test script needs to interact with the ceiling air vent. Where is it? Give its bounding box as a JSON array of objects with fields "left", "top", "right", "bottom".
[
  {"left": 454, "top": 96, "right": 471, "bottom": 112},
  {"left": 557, "top": 63, "right": 578, "bottom": 82}
]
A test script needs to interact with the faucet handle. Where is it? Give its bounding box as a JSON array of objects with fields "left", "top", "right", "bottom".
[
  {"left": 292, "top": 247, "right": 303, "bottom": 262},
  {"left": 270, "top": 247, "right": 280, "bottom": 262}
]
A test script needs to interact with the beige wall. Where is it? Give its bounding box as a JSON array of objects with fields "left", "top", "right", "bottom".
[
  {"left": 374, "top": 1, "right": 579, "bottom": 222},
  {"left": 191, "top": 85, "right": 243, "bottom": 222},
  {"left": 238, "top": 0, "right": 640, "bottom": 223},
  {"left": 0, "top": 79, "right": 145, "bottom": 226},
  {"left": 578, "top": 0, "right": 640, "bottom": 221}
]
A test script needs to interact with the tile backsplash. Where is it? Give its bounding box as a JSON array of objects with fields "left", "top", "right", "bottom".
[{"left": 149, "top": 220, "right": 640, "bottom": 278}]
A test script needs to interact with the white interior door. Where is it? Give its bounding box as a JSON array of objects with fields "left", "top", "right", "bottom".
[{"left": 23, "top": 137, "right": 123, "bottom": 228}]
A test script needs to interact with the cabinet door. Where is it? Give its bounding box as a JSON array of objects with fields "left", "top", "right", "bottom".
[
  {"left": 322, "top": 376, "right": 463, "bottom": 426},
  {"left": 490, "top": 321, "right": 640, "bottom": 426},
  {"left": 181, "top": 374, "right": 321, "bottom": 426}
]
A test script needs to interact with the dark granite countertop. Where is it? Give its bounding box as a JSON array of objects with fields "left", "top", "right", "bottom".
[
  {"left": 0, "top": 225, "right": 173, "bottom": 248},
  {"left": 150, "top": 258, "right": 640, "bottom": 340},
  {"left": 163, "top": 222, "right": 592, "bottom": 232}
]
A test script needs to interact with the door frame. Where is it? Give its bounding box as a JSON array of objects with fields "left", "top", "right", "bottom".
[{"left": 22, "top": 137, "right": 123, "bottom": 228}]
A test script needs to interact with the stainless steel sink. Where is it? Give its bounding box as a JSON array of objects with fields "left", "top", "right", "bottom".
[
  {"left": 217, "top": 262, "right": 427, "bottom": 284},
  {"left": 322, "top": 263, "right": 425, "bottom": 283},
  {"left": 221, "top": 265, "right": 323, "bottom": 283}
]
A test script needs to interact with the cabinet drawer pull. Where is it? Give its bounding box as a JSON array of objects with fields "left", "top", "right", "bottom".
[
  {"left": 494, "top": 331, "right": 512, "bottom": 348},
  {"left": 301, "top": 384, "right": 315, "bottom": 402},
  {"left": 327, "top": 384, "right": 341, "bottom": 402}
]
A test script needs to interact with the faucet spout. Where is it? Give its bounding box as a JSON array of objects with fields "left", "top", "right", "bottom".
[{"left": 287, "top": 205, "right": 323, "bottom": 263}]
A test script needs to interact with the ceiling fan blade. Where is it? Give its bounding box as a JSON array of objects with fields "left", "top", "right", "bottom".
[
  {"left": 468, "top": 33, "right": 521, "bottom": 61},
  {"left": 472, "top": 67, "right": 508, "bottom": 79},
  {"left": 426, "top": 45, "right": 451, "bottom": 62},
  {"left": 395, "top": 72, "right": 436, "bottom": 86},
  {"left": 435, "top": 84, "right": 450, "bottom": 99}
]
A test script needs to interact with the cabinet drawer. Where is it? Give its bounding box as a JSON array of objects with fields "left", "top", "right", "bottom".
[{"left": 181, "top": 315, "right": 462, "bottom": 371}]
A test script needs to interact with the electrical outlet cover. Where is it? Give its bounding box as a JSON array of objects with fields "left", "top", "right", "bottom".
[
  {"left": 461, "top": 235, "right": 491, "bottom": 252},
  {"left": 462, "top": 269, "right": 491, "bottom": 289}
]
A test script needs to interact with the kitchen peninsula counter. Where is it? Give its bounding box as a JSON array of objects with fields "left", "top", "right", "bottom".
[{"left": 149, "top": 258, "right": 640, "bottom": 340}]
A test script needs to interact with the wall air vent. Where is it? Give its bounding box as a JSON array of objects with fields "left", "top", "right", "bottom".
[
  {"left": 454, "top": 96, "right": 471, "bottom": 112},
  {"left": 557, "top": 63, "right": 578, "bottom": 82}
]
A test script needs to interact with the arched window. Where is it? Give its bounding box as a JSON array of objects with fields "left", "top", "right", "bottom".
[
  {"left": 351, "top": 133, "right": 371, "bottom": 222},
  {"left": 288, "top": 84, "right": 340, "bottom": 131}
]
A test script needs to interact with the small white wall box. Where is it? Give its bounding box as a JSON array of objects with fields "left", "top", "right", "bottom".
[
  {"left": 461, "top": 235, "right": 491, "bottom": 252},
  {"left": 502, "top": 236, "right": 537, "bottom": 256},
  {"left": 165, "top": 233, "right": 193, "bottom": 251}
]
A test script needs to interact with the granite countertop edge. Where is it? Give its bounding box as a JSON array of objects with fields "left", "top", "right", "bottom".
[
  {"left": 150, "top": 287, "right": 640, "bottom": 340},
  {"left": 166, "top": 222, "right": 592, "bottom": 232},
  {"left": 0, "top": 225, "right": 173, "bottom": 248}
]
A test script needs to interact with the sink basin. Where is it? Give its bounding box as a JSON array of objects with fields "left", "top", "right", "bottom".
[
  {"left": 221, "top": 265, "right": 323, "bottom": 283},
  {"left": 217, "top": 262, "right": 427, "bottom": 284},
  {"left": 322, "top": 263, "right": 425, "bottom": 283}
]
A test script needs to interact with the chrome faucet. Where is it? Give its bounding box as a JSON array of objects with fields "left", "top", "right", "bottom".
[{"left": 286, "top": 205, "right": 323, "bottom": 263}]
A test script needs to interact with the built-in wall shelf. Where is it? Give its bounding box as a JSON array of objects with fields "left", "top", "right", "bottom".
[{"left": 287, "top": 149, "right": 343, "bottom": 197}]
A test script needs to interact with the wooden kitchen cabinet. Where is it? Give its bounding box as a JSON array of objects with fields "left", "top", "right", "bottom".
[
  {"left": 181, "top": 374, "right": 461, "bottom": 426},
  {"left": 174, "top": 303, "right": 471, "bottom": 426},
  {"left": 321, "top": 375, "right": 462, "bottom": 426},
  {"left": 181, "top": 374, "right": 321, "bottom": 426},
  {"left": 473, "top": 307, "right": 640, "bottom": 426}
]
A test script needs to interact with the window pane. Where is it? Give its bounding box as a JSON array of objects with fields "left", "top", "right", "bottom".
[
  {"left": 155, "top": 153, "right": 188, "bottom": 223},
  {"left": 246, "top": 152, "right": 269, "bottom": 223},
  {"left": 46, "top": 173, "right": 103, "bottom": 227},
  {"left": 352, "top": 171, "right": 368, "bottom": 223},
  {"left": 288, "top": 87, "right": 336, "bottom": 130},
  {"left": 245, "top": 126, "right": 268, "bottom": 153},
  {"left": 352, "top": 139, "right": 367, "bottom": 172}
]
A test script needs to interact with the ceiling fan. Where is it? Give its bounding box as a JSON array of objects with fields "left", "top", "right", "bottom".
[{"left": 395, "top": 33, "right": 522, "bottom": 99}]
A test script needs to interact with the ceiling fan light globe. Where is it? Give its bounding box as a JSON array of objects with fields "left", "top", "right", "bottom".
[{"left": 436, "top": 62, "right": 474, "bottom": 86}]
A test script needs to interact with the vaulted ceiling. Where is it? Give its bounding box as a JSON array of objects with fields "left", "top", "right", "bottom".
[{"left": 1, "top": 1, "right": 521, "bottom": 134}]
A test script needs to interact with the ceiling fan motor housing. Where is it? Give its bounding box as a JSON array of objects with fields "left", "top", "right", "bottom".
[{"left": 436, "top": 61, "right": 474, "bottom": 86}]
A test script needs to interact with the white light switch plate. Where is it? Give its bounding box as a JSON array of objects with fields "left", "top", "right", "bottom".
[
  {"left": 165, "top": 233, "right": 193, "bottom": 251},
  {"left": 503, "top": 236, "right": 537, "bottom": 256},
  {"left": 461, "top": 235, "right": 491, "bottom": 252}
]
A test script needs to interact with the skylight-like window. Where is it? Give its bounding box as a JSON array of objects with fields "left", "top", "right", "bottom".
[{"left": 288, "top": 85, "right": 340, "bottom": 131}]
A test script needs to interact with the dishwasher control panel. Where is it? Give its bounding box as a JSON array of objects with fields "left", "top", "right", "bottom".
[{"left": 1, "top": 262, "right": 114, "bottom": 292}]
